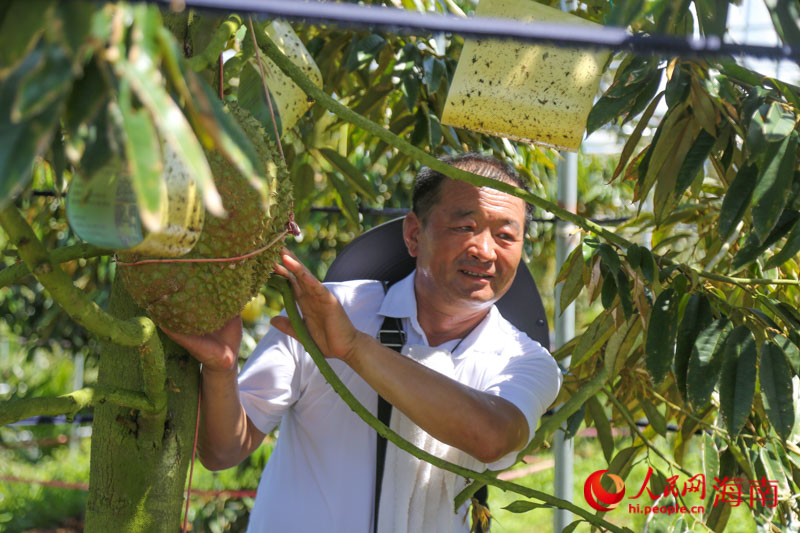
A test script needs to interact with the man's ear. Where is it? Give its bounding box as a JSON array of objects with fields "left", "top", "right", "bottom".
[{"left": 403, "top": 212, "right": 422, "bottom": 258}]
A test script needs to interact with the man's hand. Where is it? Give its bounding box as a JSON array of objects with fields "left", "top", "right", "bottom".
[
  {"left": 271, "top": 248, "right": 364, "bottom": 363},
  {"left": 160, "top": 316, "right": 243, "bottom": 373}
]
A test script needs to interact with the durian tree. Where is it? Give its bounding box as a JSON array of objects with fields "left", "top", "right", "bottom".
[{"left": 1, "top": 0, "right": 800, "bottom": 531}]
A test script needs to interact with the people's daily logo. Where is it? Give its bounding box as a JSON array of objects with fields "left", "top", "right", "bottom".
[{"left": 584, "top": 470, "right": 625, "bottom": 512}]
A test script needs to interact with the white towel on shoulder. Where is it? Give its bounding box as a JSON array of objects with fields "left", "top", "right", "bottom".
[{"left": 377, "top": 345, "right": 484, "bottom": 533}]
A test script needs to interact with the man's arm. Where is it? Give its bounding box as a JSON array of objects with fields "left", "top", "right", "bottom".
[
  {"left": 272, "top": 250, "right": 528, "bottom": 464},
  {"left": 161, "top": 317, "right": 265, "bottom": 470}
]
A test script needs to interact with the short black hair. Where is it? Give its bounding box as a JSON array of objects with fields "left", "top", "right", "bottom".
[{"left": 411, "top": 152, "right": 533, "bottom": 225}]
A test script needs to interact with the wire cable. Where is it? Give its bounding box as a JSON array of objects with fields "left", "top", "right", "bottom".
[{"left": 155, "top": 0, "right": 799, "bottom": 61}]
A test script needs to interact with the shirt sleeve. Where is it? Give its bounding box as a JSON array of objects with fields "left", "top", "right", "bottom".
[
  {"left": 483, "top": 342, "right": 563, "bottom": 471},
  {"left": 238, "top": 313, "right": 306, "bottom": 435}
]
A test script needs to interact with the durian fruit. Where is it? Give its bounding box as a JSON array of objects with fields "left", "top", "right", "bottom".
[{"left": 117, "top": 104, "right": 292, "bottom": 334}]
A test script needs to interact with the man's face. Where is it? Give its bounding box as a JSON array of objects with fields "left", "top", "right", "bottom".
[{"left": 404, "top": 178, "right": 527, "bottom": 312}]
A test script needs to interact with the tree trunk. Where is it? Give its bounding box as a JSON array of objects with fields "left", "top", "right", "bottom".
[{"left": 84, "top": 277, "right": 201, "bottom": 532}]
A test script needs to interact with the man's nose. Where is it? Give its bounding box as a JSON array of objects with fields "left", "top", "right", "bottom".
[{"left": 469, "top": 230, "right": 497, "bottom": 262}]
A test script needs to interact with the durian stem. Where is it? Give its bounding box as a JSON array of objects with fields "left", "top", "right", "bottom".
[
  {"left": 186, "top": 15, "right": 241, "bottom": 72},
  {"left": 0, "top": 242, "right": 111, "bottom": 288},
  {"left": 0, "top": 386, "right": 155, "bottom": 426},
  {"left": 273, "top": 278, "right": 630, "bottom": 533},
  {"left": 257, "top": 34, "right": 800, "bottom": 289},
  {"left": 0, "top": 204, "right": 154, "bottom": 347}
]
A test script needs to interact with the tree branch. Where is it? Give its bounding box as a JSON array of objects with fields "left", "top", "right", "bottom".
[
  {"left": 0, "top": 386, "right": 154, "bottom": 426},
  {"left": 258, "top": 34, "right": 799, "bottom": 289},
  {"left": 0, "top": 204, "right": 153, "bottom": 347},
  {"left": 272, "top": 278, "right": 631, "bottom": 533},
  {"left": 0, "top": 242, "right": 111, "bottom": 288}
]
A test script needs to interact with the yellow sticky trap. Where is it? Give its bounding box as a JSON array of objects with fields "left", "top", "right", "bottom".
[
  {"left": 441, "top": 0, "right": 610, "bottom": 152},
  {"left": 263, "top": 21, "right": 323, "bottom": 131}
]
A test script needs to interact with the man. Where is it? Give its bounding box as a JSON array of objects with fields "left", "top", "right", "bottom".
[{"left": 163, "top": 153, "right": 562, "bottom": 532}]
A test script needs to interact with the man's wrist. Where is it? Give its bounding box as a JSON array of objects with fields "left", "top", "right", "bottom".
[{"left": 201, "top": 362, "right": 239, "bottom": 381}]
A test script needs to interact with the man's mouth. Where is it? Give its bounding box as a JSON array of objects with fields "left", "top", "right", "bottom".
[{"left": 459, "top": 269, "right": 493, "bottom": 279}]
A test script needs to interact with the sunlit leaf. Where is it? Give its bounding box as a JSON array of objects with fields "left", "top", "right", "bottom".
[
  {"left": 114, "top": 56, "right": 221, "bottom": 216},
  {"left": 570, "top": 310, "right": 615, "bottom": 369},
  {"left": 115, "top": 100, "right": 163, "bottom": 230},
  {"left": 502, "top": 500, "right": 551, "bottom": 513}
]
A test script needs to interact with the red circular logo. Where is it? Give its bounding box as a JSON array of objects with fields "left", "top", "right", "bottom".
[{"left": 584, "top": 470, "right": 626, "bottom": 512}]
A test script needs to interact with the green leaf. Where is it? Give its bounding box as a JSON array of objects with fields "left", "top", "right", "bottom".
[
  {"left": 597, "top": 244, "right": 620, "bottom": 275},
  {"left": 562, "top": 520, "right": 585, "bottom": 533},
  {"left": 319, "top": 148, "right": 377, "bottom": 201},
  {"left": 0, "top": 0, "right": 55, "bottom": 76},
  {"left": 423, "top": 56, "right": 446, "bottom": 94},
  {"left": 641, "top": 397, "right": 667, "bottom": 437},
  {"left": 646, "top": 288, "right": 679, "bottom": 384},
  {"left": 180, "top": 67, "right": 278, "bottom": 212},
  {"left": 570, "top": 310, "right": 615, "bottom": 368},
  {"left": 237, "top": 62, "right": 283, "bottom": 142},
  {"left": 616, "top": 269, "right": 633, "bottom": 319},
  {"left": 64, "top": 58, "right": 107, "bottom": 139},
  {"left": 401, "top": 75, "right": 420, "bottom": 113},
  {"left": 502, "top": 500, "right": 552, "bottom": 513},
  {"left": 427, "top": 112, "right": 442, "bottom": 149},
  {"left": 772, "top": 333, "right": 800, "bottom": 375},
  {"left": 626, "top": 243, "right": 642, "bottom": 270},
  {"left": 604, "top": 317, "right": 640, "bottom": 377},
  {"left": 11, "top": 44, "right": 73, "bottom": 122},
  {"left": 587, "top": 395, "right": 614, "bottom": 463},
  {"left": 719, "top": 326, "right": 757, "bottom": 438},
  {"left": 328, "top": 172, "right": 360, "bottom": 227},
  {"left": 674, "top": 293, "right": 713, "bottom": 401},
  {"left": 607, "top": 445, "right": 642, "bottom": 481},
  {"left": 639, "top": 247, "right": 656, "bottom": 284},
  {"left": 114, "top": 56, "right": 219, "bottom": 216},
  {"left": 695, "top": 0, "right": 729, "bottom": 37},
  {"left": 116, "top": 102, "right": 163, "bottom": 226},
  {"left": 732, "top": 209, "right": 800, "bottom": 270},
  {"left": 718, "top": 164, "right": 758, "bottom": 239},
  {"left": 600, "top": 268, "right": 618, "bottom": 309},
  {"left": 761, "top": 101, "right": 796, "bottom": 142},
  {"left": 564, "top": 401, "right": 586, "bottom": 439},
  {"left": 0, "top": 49, "right": 64, "bottom": 207},
  {"left": 760, "top": 341, "right": 795, "bottom": 441},
  {"left": 765, "top": 220, "right": 800, "bottom": 269},
  {"left": 558, "top": 247, "right": 585, "bottom": 313},
  {"left": 674, "top": 129, "right": 715, "bottom": 196},
  {"left": 687, "top": 318, "right": 731, "bottom": 407},
  {"left": 751, "top": 133, "right": 798, "bottom": 241},
  {"left": 409, "top": 106, "right": 428, "bottom": 147},
  {"left": 702, "top": 432, "right": 719, "bottom": 494}
]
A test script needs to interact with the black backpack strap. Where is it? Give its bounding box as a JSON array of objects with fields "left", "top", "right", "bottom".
[{"left": 374, "top": 281, "right": 404, "bottom": 533}]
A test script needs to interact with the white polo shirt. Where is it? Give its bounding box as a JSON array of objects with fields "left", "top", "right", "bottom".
[{"left": 238, "top": 271, "right": 562, "bottom": 533}]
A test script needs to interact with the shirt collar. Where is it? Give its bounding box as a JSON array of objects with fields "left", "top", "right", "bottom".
[{"left": 378, "top": 270, "right": 501, "bottom": 356}]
